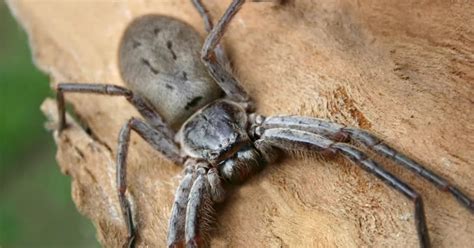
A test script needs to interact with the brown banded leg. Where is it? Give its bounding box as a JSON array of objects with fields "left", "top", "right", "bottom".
[
  {"left": 193, "top": 0, "right": 283, "bottom": 33},
  {"left": 260, "top": 115, "right": 474, "bottom": 212},
  {"left": 341, "top": 127, "right": 474, "bottom": 212},
  {"left": 185, "top": 166, "right": 214, "bottom": 248},
  {"left": 199, "top": 0, "right": 253, "bottom": 107},
  {"left": 192, "top": 0, "right": 232, "bottom": 71},
  {"left": 168, "top": 161, "right": 197, "bottom": 248},
  {"left": 168, "top": 162, "right": 225, "bottom": 248},
  {"left": 117, "top": 117, "right": 184, "bottom": 248},
  {"left": 185, "top": 167, "right": 226, "bottom": 248},
  {"left": 192, "top": 0, "right": 214, "bottom": 32},
  {"left": 56, "top": 83, "right": 174, "bottom": 139},
  {"left": 258, "top": 127, "right": 431, "bottom": 248}
]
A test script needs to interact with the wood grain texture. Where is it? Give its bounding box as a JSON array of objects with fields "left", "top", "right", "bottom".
[{"left": 7, "top": 0, "right": 473, "bottom": 247}]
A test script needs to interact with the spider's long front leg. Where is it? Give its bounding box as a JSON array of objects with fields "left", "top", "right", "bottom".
[
  {"left": 259, "top": 115, "right": 474, "bottom": 212},
  {"left": 168, "top": 161, "right": 197, "bottom": 248},
  {"left": 168, "top": 161, "right": 225, "bottom": 248},
  {"left": 185, "top": 167, "right": 214, "bottom": 248},
  {"left": 117, "top": 117, "right": 184, "bottom": 248},
  {"left": 199, "top": 0, "right": 253, "bottom": 107},
  {"left": 56, "top": 83, "right": 174, "bottom": 139},
  {"left": 257, "top": 127, "right": 431, "bottom": 248},
  {"left": 185, "top": 166, "right": 226, "bottom": 248}
]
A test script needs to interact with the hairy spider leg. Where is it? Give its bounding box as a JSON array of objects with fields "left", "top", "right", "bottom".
[
  {"left": 259, "top": 127, "right": 431, "bottom": 248},
  {"left": 117, "top": 117, "right": 185, "bottom": 247},
  {"left": 185, "top": 167, "right": 214, "bottom": 248},
  {"left": 199, "top": 0, "right": 253, "bottom": 108},
  {"left": 57, "top": 83, "right": 183, "bottom": 246},
  {"left": 260, "top": 115, "right": 474, "bottom": 212},
  {"left": 56, "top": 83, "right": 174, "bottom": 139},
  {"left": 168, "top": 160, "right": 226, "bottom": 248},
  {"left": 168, "top": 162, "right": 196, "bottom": 248},
  {"left": 192, "top": 0, "right": 232, "bottom": 70}
]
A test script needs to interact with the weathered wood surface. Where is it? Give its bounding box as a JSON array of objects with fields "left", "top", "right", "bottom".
[{"left": 8, "top": 0, "right": 474, "bottom": 247}]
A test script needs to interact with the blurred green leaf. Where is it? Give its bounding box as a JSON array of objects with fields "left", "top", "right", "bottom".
[{"left": 0, "top": 2, "right": 99, "bottom": 247}]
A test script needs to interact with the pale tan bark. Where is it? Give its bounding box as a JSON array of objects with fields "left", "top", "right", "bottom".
[{"left": 7, "top": 0, "right": 474, "bottom": 247}]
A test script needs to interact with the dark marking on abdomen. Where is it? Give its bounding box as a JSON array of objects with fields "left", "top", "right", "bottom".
[
  {"left": 132, "top": 39, "right": 141, "bottom": 49},
  {"left": 141, "top": 58, "right": 159, "bottom": 74},
  {"left": 182, "top": 71, "right": 188, "bottom": 81},
  {"left": 185, "top": 96, "right": 203, "bottom": 110},
  {"left": 166, "top": 40, "right": 178, "bottom": 60}
]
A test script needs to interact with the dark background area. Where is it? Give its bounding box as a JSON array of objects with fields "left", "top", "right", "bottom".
[{"left": 0, "top": 2, "right": 99, "bottom": 247}]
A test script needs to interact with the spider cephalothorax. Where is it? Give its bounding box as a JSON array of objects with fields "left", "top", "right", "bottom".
[
  {"left": 55, "top": 0, "right": 473, "bottom": 248},
  {"left": 179, "top": 100, "right": 250, "bottom": 163}
]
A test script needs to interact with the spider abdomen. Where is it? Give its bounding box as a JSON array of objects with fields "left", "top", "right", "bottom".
[{"left": 119, "top": 15, "right": 222, "bottom": 129}]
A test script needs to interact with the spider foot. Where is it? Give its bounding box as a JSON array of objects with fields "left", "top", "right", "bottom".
[{"left": 126, "top": 234, "right": 136, "bottom": 248}]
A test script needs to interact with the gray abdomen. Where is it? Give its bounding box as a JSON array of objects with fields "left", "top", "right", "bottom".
[{"left": 119, "top": 15, "right": 221, "bottom": 129}]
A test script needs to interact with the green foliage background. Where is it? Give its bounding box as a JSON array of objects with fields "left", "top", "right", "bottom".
[{"left": 0, "top": 3, "right": 99, "bottom": 247}]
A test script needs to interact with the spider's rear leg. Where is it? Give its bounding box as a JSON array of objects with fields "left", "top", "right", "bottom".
[
  {"left": 259, "top": 115, "right": 474, "bottom": 212},
  {"left": 258, "top": 128, "right": 431, "bottom": 248},
  {"left": 117, "top": 117, "right": 184, "bottom": 248},
  {"left": 199, "top": 0, "right": 253, "bottom": 109},
  {"left": 192, "top": 0, "right": 231, "bottom": 72},
  {"left": 56, "top": 83, "right": 174, "bottom": 139},
  {"left": 194, "top": 0, "right": 283, "bottom": 109}
]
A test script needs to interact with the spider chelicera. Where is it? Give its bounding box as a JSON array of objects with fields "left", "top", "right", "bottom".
[{"left": 54, "top": 0, "right": 473, "bottom": 247}]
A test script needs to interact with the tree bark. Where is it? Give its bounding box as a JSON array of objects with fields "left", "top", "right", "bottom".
[{"left": 7, "top": 0, "right": 474, "bottom": 247}]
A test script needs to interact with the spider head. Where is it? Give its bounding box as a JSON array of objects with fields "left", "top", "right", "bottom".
[{"left": 179, "top": 100, "right": 251, "bottom": 164}]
